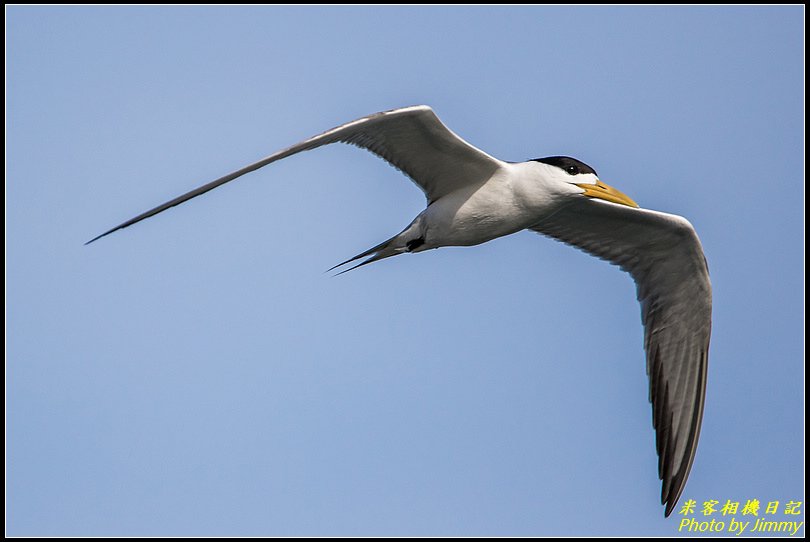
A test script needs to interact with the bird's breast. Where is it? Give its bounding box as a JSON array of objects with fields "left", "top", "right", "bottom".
[{"left": 422, "top": 177, "right": 538, "bottom": 248}]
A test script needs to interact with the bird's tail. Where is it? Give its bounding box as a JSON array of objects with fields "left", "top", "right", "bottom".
[
  {"left": 327, "top": 235, "right": 405, "bottom": 275},
  {"left": 328, "top": 216, "right": 425, "bottom": 275}
]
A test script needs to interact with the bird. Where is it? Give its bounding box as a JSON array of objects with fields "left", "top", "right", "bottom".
[{"left": 87, "top": 105, "right": 711, "bottom": 517}]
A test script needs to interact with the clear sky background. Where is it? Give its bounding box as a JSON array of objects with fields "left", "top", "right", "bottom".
[{"left": 7, "top": 6, "right": 804, "bottom": 536}]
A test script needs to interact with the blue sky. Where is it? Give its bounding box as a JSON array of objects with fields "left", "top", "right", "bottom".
[{"left": 7, "top": 6, "right": 804, "bottom": 536}]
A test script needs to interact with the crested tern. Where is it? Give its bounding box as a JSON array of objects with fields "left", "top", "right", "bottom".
[{"left": 87, "top": 105, "right": 712, "bottom": 517}]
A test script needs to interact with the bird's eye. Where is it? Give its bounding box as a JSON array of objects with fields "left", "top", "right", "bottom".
[{"left": 566, "top": 165, "right": 580, "bottom": 175}]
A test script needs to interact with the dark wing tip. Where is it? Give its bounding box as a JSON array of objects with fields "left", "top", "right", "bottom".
[
  {"left": 83, "top": 144, "right": 305, "bottom": 247},
  {"left": 662, "top": 457, "right": 691, "bottom": 517},
  {"left": 84, "top": 211, "right": 156, "bottom": 245},
  {"left": 85, "top": 227, "right": 119, "bottom": 245},
  {"left": 658, "top": 348, "right": 710, "bottom": 519}
]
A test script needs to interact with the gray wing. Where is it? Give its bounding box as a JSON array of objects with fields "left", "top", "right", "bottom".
[
  {"left": 530, "top": 198, "right": 712, "bottom": 517},
  {"left": 87, "top": 105, "right": 503, "bottom": 244}
]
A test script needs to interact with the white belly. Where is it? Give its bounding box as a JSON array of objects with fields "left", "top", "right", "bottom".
[{"left": 421, "top": 180, "right": 534, "bottom": 248}]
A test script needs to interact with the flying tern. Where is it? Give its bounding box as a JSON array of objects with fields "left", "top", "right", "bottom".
[{"left": 88, "top": 105, "right": 712, "bottom": 516}]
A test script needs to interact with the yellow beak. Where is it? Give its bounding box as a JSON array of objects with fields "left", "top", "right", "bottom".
[{"left": 575, "top": 180, "right": 639, "bottom": 208}]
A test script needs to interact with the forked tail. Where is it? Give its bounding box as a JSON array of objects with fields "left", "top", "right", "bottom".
[{"left": 328, "top": 215, "right": 426, "bottom": 275}]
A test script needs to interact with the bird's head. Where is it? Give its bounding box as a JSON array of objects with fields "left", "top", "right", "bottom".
[{"left": 532, "top": 156, "right": 639, "bottom": 208}]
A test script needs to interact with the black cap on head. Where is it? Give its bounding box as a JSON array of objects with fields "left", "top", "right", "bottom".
[{"left": 532, "top": 156, "right": 597, "bottom": 176}]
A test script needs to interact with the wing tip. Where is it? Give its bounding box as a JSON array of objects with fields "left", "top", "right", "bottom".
[
  {"left": 85, "top": 228, "right": 117, "bottom": 245},
  {"left": 662, "top": 472, "right": 689, "bottom": 518}
]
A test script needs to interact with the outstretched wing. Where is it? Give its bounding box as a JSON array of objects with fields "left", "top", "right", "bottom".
[
  {"left": 87, "top": 105, "right": 503, "bottom": 244},
  {"left": 530, "top": 198, "right": 712, "bottom": 517}
]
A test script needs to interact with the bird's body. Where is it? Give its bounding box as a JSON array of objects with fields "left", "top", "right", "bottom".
[
  {"left": 363, "top": 163, "right": 552, "bottom": 257},
  {"left": 88, "top": 105, "right": 711, "bottom": 517},
  {"left": 422, "top": 161, "right": 578, "bottom": 247}
]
